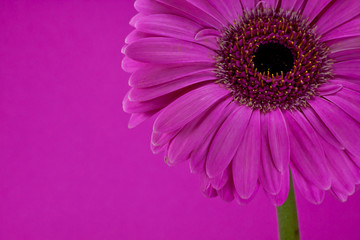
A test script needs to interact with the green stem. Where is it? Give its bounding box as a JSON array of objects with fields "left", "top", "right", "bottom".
[{"left": 276, "top": 175, "right": 300, "bottom": 240}]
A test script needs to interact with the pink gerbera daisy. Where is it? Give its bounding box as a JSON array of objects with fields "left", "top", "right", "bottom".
[{"left": 122, "top": 0, "right": 360, "bottom": 208}]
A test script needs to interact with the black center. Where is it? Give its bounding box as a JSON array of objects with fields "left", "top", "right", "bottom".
[{"left": 253, "top": 43, "right": 294, "bottom": 75}]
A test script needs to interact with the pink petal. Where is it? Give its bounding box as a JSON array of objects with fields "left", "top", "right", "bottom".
[
  {"left": 121, "top": 56, "right": 148, "bottom": 73},
  {"left": 333, "top": 60, "right": 360, "bottom": 80},
  {"left": 186, "top": 0, "right": 229, "bottom": 26},
  {"left": 201, "top": 177, "right": 218, "bottom": 198},
  {"left": 151, "top": 130, "right": 178, "bottom": 147},
  {"left": 154, "top": 84, "right": 228, "bottom": 133},
  {"left": 232, "top": 110, "right": 261, "bottom": 199},
  {"left": 285, "top": 111, "right": 331, "bottom": 189},
  {"left": 292, "top": 0, "right": 308, "bottom": 13},
  {"left": 130, "top": 63, "right": 213, "bottom": 88},
  {"left": 125, "top": 37, "right": 214, "bottom": 64},
  {"left": 157, "top": 0, "right": 223, "bottom": 29},
  {"left": 317, "top": 83, "right": 343, "bottom": 96},
  {"left": 322, "top": 16, "right": 360, "bottom": 41},
  {"left": 329, "top": 36, "right": 360, "bottom": 54},
  {"left": 125, "top": 30, "right": 156, "bottom": 44},
  {"left": 123, "top": 91, "right": 170, "bottom": 113},
  {"left": 135, "top": 0, "right": 173, "bottom": 15},
  {"left": 301, "top": 0, "right": 332, "bottom": 22},
  {"left": 167, "top": 98, "right": 229, "bottom": 166},
  {"left": 189, "top": 131, "right": 214, "bottom": 174},
  {"left": 313, "top": 1, "right": 360, "bottom": 36},
  {"left": 207, "top": 0, "right": 242, "bottom": 23},
  {"left": 267, "top": 109, "right": 290, "bottom": 173},
  {"left": 233, "top": 182, "right": 260, "bottom": 205},
  {"left": 129, "top": 72, "right": 215, "bottom": 102},
  {"left": 240, "top": 0, "right": 255, "bottom": 10},
  {"left": 266, "top": 169, "right": 290, "bottom": 206},
  {"left": 259, "top": 112, "right": 283, "bottom": 195},
  {"left": 206, "top": 103, "right": 253, "bottom": 178},
  {"left": 151, "top": 143, "right": 168, "bottom": 154},
  {"left": 136, "top": 14, "right": 203, "bottom": 42},
  {"left": 330, "top": 188, "right": 349, "bottom": 202},
  {"left": 263, "top": 0, "right": 280, "bottom": 8},
  {"left": 325, "top": 88, "right": 360, "bottom": 123},
  {"left": 291, "top": 166, "right": 325, "bottom": 204},
  {"left": 302, "top": 106, "right": 343, "bottom": 150},
  {"left": 130, "top": 13, "right": 145, "bottom": 27},
  {"left": 210, "top": 166, "right": 231, "bottom": 190},
  {"left": 324, "top": 143, "right": 357, "bottom": 197},
  {"left": 330, "top": 79, "right": 360, "bottom": 93},
  {"left": 195, "top": 28, "right": 220, "bottom": 39},
  {"left": 195, "top": 28, "right": 219, "bottom": 50},
  {"left": 347, "top": 151, "right": 360, "bottom": 171},
  {"left": 310, "top": 97, "right": 360, "bottom": 158},
  {"left": 331, "top": 49, "right": 360, "bottom": 62},
  {"left": 217, "top": 181, "right": 235, "bottom": 202},
  {"left": 280, "top": 0, "right": 299, "bottom": 11},
  {"left": 188, "top": 100, "right": 237, "bottom": 174},
  {"left": 128, "top": 110, "right": 158, "bottom": 129}
]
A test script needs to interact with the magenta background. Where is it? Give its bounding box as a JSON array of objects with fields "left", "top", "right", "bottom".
[{"left": 1, "top": 1, "right": 359, "bottom": 239}]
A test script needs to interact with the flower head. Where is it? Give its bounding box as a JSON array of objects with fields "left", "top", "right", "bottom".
[{"left": 123, "top": 0, "right": 360, "bottom": 205}]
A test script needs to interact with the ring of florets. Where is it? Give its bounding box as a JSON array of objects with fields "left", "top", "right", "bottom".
[{"left": 215, "top": 6, "right": 333, "bottom": 111}]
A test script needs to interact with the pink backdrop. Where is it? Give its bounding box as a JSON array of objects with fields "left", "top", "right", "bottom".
[{"left": 1, "top": 1, "right": 359, "bottom": 239}]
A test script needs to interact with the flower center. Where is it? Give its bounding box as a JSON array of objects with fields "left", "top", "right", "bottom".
[
  {"left": 215, "top": 6, "right": 332, "bottom": 111},
  {"left": 253, "top": 42, "right": 294, "bottom": 75}
]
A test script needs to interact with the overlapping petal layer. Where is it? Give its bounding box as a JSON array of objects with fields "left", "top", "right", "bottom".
[{"left": 123, "top": 0, "right": 360, "bottom": 205}]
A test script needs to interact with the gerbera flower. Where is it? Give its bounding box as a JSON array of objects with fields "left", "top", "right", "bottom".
[{"left": 122, "top": 0, "right": 360, "bottom": 206}]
